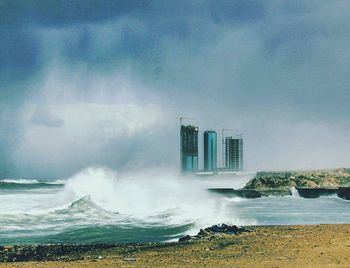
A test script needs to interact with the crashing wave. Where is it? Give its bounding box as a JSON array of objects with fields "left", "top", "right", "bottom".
[
  {"left": 0, "top": 179, "right": 65, "bottom": 191},
  {"left": 0, "top": 179, "right": 65, "bottom": 185},
  {"left": 1, "top": 179, "right": 41, "bottom": 184},
  {"left": 59, "top": 166, "right": 249, "bottom": 229},
  {"left": 67, "top": 195, "right": 109, "bottom": 212}
]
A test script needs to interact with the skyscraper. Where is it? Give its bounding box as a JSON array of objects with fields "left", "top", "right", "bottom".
[
  {"left": 204, "top": 130, "right": 217, "bottom": 171},
  {"left": 225, "top": 136, "right": 243, "bottom": 171},
  {"left": 180, "top": 125, "right": 198, "bottom": 172}
]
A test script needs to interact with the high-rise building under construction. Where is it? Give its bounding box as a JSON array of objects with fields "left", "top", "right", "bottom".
[
  {"left": 180, "top": 125, "right": 198, "bottom": 172},
  {"left": 225, "top": 136, "right": 243, "bottom": 171},
  {"left": 204, "top": 131, "right": 217, "bottom": 171}
]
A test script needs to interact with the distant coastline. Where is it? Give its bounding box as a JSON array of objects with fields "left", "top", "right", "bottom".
[
  {"left": 243, "top": 167, "right": 350, "bottom": 199},
  {"left": 208, "top": 168, "right": 350, "bottom": 199}
]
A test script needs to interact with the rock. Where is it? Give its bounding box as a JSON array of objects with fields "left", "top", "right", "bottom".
[
  {"left": 179, "top": 235, "right": 192, "bottom": 242},
  {"left": 205, "top": 224, "right": 239, "bottom": 234},
  {"left": 225, "top": 225, "right": 240, "bottom": 234},
  {"left": 0, "top": 243, "right": 119, "bottom": 263},
  {"left": 197, "top": 229, "right": 210, "bottom": 237},
  {"left": 4, "top": 246, "right": 13, "bottom": 251},
  {"left": 241, "top": 168, "right": 350, "bottom": 197},
  {"left": 238, "top": 227, "right": 252, "bottom": 233},
  {"left": 178, "top": 224, "right": 253, "bottom": 243}
]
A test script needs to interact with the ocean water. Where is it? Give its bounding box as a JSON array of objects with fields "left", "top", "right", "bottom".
[{"left": 1, "top": 167, "right": 349, "bottom": 245}]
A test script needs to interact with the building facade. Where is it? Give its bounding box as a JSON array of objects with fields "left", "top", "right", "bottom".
[
  {"left": 225, "top": 136, "right": 243, "bottom": 171},
  {"left": 204, "top": 130, "right": 217, "bottom": 171},
  {"left": 180, "top": 125, "right": 198, "bottom": 172}
]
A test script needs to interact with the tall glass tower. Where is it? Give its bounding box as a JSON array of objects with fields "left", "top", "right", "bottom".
[
  {"left": 204, "top": 131, "right": 217, "bottom": 171},
  {"left": 225, "top": 136, "right": 243, "bottom": 171},
  {"left": 180, "top": 125, "right": 198, "bottom": 172}
]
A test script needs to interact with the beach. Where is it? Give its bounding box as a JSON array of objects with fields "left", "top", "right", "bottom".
[{"left": 1, "top": 224, "right": 350, "bottom": 267}]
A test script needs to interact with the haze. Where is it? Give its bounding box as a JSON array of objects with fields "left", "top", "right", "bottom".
[{"left": 1, "top": 1, "right": 350, "bottom": 178}]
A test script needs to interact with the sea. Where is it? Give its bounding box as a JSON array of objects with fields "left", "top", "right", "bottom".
[{"left": 1, "top": 167, "right": 350, "bottom": 245}]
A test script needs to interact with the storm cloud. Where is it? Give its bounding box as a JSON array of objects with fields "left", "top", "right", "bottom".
[{"left": 1, "top": 0, "right": 350, "bottom": 178}]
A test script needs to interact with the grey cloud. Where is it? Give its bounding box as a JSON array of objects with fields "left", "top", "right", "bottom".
[
  {"left": 30, "top": 107, "right": 65, "bottom": 127},
  {"left": 1, "top": 1, "right": 350, "bottom": 178},
  {"left": 0, "top": 27, "right": 42, "bottom": 104},
  {"left": 0, "top": 0, "right": 149, "bottom": 27}
]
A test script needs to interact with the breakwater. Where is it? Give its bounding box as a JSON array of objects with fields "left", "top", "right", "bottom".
[
  {"left": 209, "top": 186, "right": 350, "bottom": 200},
  {"left": 208, "top": 188, "right": 262, "bottom": 198},
  {"left": 294, "top": 187, "right": 350, "bottom": 199},
  {"left": 296, "top": 187, "right": 338, "bottom": 198},
  {"left": 336, "top": 187, "right": 350, "bottom": 200},
  {"left": 237, "top": 168, "right": 350, "bottom": 200}
]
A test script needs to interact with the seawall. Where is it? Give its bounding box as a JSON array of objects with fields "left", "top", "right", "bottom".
[
  {"left": 296, "top": 187, "right": 338, "bottom": 198},
  {"left": 337, "top": 187, "right": 350, "bottom": 200},
  {"left": 208, "top": 187, "right": 350, "bottom": 200}
]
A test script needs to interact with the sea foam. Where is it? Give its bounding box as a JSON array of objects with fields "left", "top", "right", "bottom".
[{"left": 62, "top": 166, "right": 245, "bottom": 228}]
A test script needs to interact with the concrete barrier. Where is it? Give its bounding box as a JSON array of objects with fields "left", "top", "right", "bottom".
[
  {"left": 295, "top": 187, "right": 338, "bottom": 198},
  {"left": 337, "top": 187, "right": 350, "bottom": 200},
  {"left": 208, "top": 188, "right": 262, "bottom": 198}
]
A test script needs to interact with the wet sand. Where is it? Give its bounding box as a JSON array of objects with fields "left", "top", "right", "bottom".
[{"left": 1, "top": 224, "right": 350, "bottom": 267}]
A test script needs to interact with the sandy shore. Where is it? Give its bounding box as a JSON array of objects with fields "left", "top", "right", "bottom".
[{"left": 1, "top": 224, "right": 350, "bottom": 267}]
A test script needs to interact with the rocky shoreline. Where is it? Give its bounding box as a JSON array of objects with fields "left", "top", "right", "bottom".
[
  {"left": 0, "top": 243, "right": 127, "bottom": 262},
  {"left": 0, "top": 224, "right": 245, "bottom": 263},
  {"left": 179, "top": 224, "right": 251, "bottom": 242},
  {"left": 245, "top": 168, "right": 350, "bottom": 190},
  {"left": 209, "top": 168, "right": 350, "bottom": 199},
  {"left": 244, "top": 168, "right": 350, "bottom": 199},
  {"left": 1, "top": 224, "right": 350, "bottom": 267}
]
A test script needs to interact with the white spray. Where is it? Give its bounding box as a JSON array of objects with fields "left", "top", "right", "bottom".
[{"left": 62, "top": 166, "right": 250, "bottom": 229}]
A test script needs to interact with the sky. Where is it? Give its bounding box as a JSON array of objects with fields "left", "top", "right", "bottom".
[{"left": 1, "top": 0, "right": 350, "bottom": 178}]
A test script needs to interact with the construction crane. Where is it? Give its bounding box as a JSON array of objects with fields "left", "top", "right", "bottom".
[{"left": 177, "top": 116, "right": 194, "bottom": 127}]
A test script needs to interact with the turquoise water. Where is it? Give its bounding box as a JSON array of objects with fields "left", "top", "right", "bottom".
[
  {"left": 233, "top": 195, "right": 350, "bottom": 225},
  {"left": 1, "top": 168, "right": 350, "bottom": 245},
  {"left": 0, "top": 181, "right": 193, "bottom": 244}
]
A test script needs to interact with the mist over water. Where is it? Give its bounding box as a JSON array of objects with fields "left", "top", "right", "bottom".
[
  {"left": 1, "top": 167, "right": 350, "bottom": 245},
  {"left": 2, "top": 1, "right": 350, "bottom": 250},
  {"left": 3, "top": 1, "right": 350, "bottom": 180},
  {"left": 0, "top": 167, "right": 251, "bottom": 244},
  {"left": 62, "top": 167, "right": 240, "bottom": 226}
]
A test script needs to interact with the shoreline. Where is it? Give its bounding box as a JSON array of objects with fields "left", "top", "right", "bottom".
[{"left": 1, "top": 224, "right": 350, "bottom": 267}]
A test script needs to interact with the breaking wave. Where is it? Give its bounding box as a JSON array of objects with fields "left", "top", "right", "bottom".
[
  {"left": 1, "top": 179, "right": 65, "bottom": 185},
  {"left": 60, "top": 167, "right": 245, "bottom": 228},
  {"left": 2, "top": 166, "right": 350, "bottom": 244},
  {"left": 0, "top": 179, "right": 65, "bottom": 190},
  {"left": 0, "top": 166, "right": 254, "bottom": 244}
]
